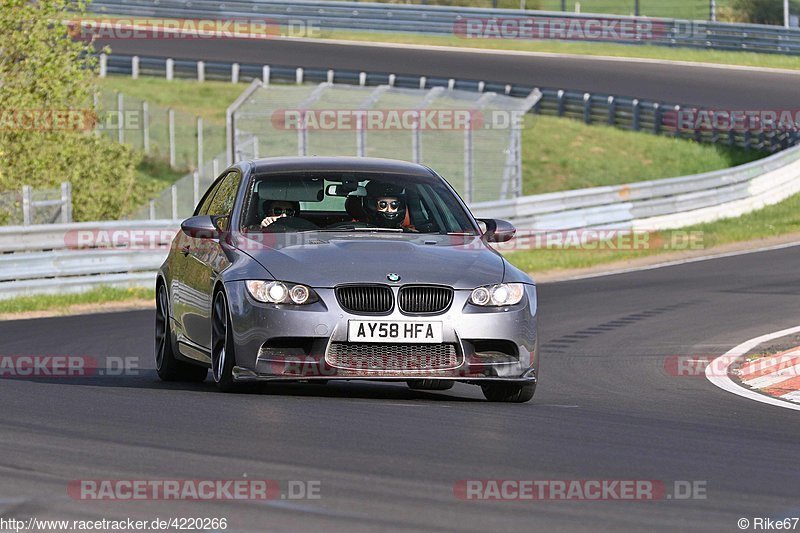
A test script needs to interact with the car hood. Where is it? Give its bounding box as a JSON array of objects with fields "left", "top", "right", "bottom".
[{"left": 236, "top": 232, "right": 505, "bottom": 289}]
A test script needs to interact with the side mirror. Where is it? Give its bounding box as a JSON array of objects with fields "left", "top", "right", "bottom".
[
  {"left": 479, "top": 218, "right": 516, "bottom": 243},
  {"left": 181, "top": 215, "right": 222, "bottom": 239}
]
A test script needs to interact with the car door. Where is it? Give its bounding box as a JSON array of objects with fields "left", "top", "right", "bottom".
[
  {"left": 181, "top": 170, "right": 242, "bottom": 350},
  {"left": 171, "top": 176, "right": 223, "bottom": 346}
]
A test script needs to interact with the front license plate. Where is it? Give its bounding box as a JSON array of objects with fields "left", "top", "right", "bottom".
[{"left": 348, "top": 320, "right": 443, "bottom": 343}]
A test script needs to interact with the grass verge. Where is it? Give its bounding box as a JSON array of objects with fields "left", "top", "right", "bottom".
[
  {"left": 0, "top": 287, "right": 154, "bottom": 315},
  {"left": 521, "top": 115, "right": 759, "bottom": 193},
  {"left": 505, "top": 189, "right": 800, "bottom": 273},
  {"left": 98, "top": 77, "right": 243, "bottom": 123}
]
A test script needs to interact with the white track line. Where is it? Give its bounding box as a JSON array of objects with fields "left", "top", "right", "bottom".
[{"left": 705, "top": 326, "right": 800, "bottom": 411}]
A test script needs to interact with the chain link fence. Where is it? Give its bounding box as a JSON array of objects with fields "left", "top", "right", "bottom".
[
  {"left": 229, "top": 82, "right": 540, "bottom": 204},
  {"left": 95, "top": 91, "right": 226, "bottom": 174},
  {"left": 0, "top": 183, "right": 72, "bottom": 226}
]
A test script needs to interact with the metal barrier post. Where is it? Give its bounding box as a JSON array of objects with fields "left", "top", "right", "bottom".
[
  {"left": 356, "top": 114, "right": 365, "bottom": 157},
  {"left": 131, "top": 56, "right": 139, "bottom": 79},
  {"left": 463, "top": 114, "right": 473, "bottom": 203},
  {"left": 607, "top": 96, "right": 615, "bottom": 125},
  {"left": 232, "top": 63, "right": 240, "bottom": 83},
  {"left": 22, "top": 186, "right": 32, "bottom": 226},
  {"left": 653, "top": 103, "right": 661, "bottom": 134},
  {"left": 149, "top": 199, "right": 156, "bottom": 220},
  {"left": 60, "top": 182, "right": 72, "bottom": 223},
  {"left": 412, "top": 113, "right": 421, "bottom": 163},
  {"left": 298, "top": 114, "right": 308, "bottom": 156},
  {"left": 171, "top": 185, "right": 178, "bottom": 220},
  {"left": 197, "top": 60, "right": 205, "bottom": 82},
  {"left": 263, "top": 65, "right": 271, "bottom": 85},
  {"left": 583, "top": 92, "right": 592, "bottom": 124},
  {"left": 166, "top": 58, "right": 174, "bottom": 81},
  {"left": 193, "top": 171, "right": 200, "bottom": 207},
  {"left": 557, "top": 90, "right": 565, "bottom": 116},
  {"left": 632, "top": 99, "right": 640, "bottom": 131},
  {"left": 99, "top": 53, "right": 107, "bottom": 78}
]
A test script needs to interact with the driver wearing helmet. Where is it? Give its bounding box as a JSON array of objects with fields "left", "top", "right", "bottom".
[{"left": 364, "top": 181, "right": 416, "bottom": 232}]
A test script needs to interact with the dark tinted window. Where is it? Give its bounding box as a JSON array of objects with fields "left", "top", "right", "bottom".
[
  {"left": 206, "top": 171, "right": 242, "bottom": 231},
  {"left": 242, "top": 171, "right": 477, "bottom": 234},
  {"left": 195, "top": 178, "right": 224, "bottom": 216}
]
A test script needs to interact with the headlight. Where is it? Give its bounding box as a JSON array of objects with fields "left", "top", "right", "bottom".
[
  {"left": 246, "top": 280, "right": 319, "bottom": 304},
  {"left": 470, "top": 283, "right": 525, "bottom": 307}
]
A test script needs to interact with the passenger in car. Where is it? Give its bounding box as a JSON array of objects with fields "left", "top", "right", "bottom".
[
  {"left": 260, "top": 200, "right": 300, "bottom": 228},
  {"left": 364, "top": 181, "right": 417, "bottom": 232}
]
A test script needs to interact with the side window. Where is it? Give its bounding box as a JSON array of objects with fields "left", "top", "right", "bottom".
[
  {"left": 206, "top": 171, "right": 242, "bottom": 231},
  {"left": 195, "top": 178, "right": 224, "bottom": 216}
]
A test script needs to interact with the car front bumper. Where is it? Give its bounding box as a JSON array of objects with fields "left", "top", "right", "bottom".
[{"left": 225, "top": 281, "right": 538, "bottom": 384}]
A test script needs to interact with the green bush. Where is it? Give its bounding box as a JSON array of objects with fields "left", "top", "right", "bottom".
[
  {"left": 731, "top": 0, "right": 799, "bottom": 24},
  {"left": 0, "top": 0, "right": 139, "bottom": 222}
]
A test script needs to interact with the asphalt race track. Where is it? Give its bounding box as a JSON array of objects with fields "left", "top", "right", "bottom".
[
  {"left": 2, "top": 245, "right": 799, "bottom": 531},
  {"left": 99, "top": 37, "right": 800, "bottom": 108}
]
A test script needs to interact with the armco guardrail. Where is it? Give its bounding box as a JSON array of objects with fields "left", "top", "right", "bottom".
[
  {"left": 0, "top": 220, "right": 177, "bottom": 299},
  {"left": 103, "top": 53, "right": 799, "bottom": 153},
  {"left": 3, "top": 145, "right": 800, "bottom": 298},
  {"left": 89, "top": 0, "right": 800, "bottom": 55},
  {"left": 470, "top": 143, "right": 800, "bottom": 231}
]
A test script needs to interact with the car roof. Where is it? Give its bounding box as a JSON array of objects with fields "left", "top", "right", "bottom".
[{"left": 249, "top": 156, "right": 438, "bottom": 178}]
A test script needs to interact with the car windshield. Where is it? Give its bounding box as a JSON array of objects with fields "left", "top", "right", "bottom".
[{"left": 240, "top": 171, "right": 479, "bottom": 235}]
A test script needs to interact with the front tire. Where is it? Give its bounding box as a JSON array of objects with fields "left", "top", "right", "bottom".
[
  {"left": 211, "top": 290, "right": 237, "bottom": 392},
  {"left": 481, "top": 382, "right": 535, "bottom": 403},
  {"left": 155, "top": 283, "right": 208, "bottom": 382}
]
